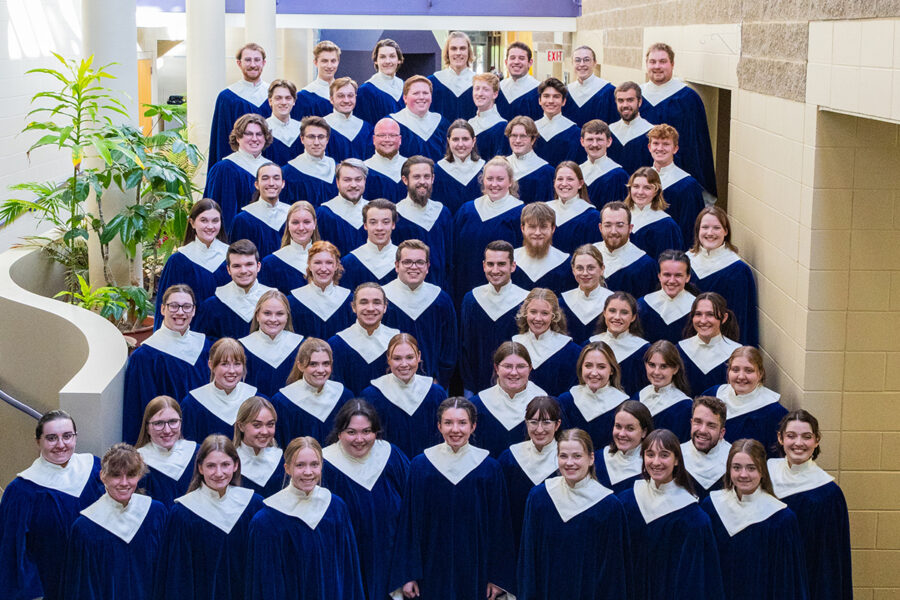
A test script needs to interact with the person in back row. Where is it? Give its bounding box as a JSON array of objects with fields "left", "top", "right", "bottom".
[{"left": 428, "top": 31, "right": 477, "bottom": 122}]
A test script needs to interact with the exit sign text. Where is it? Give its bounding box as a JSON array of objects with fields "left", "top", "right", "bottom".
[{"left": 547, "top": 50, "right": 563, "bottom": 62}]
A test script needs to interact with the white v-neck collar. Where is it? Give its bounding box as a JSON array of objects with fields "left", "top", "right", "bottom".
[
  {"left": 469, "top": 105, "right": 505, "bottom": 135},
  {"left": 709, "top": 487, "right": 787, "bottom": 536},
  {"left": 350, "top": 241, "right": 397, "bottom": 278},
  {"left": 545, "top": 475, "right": 612, "bottom": 522},
  {"left": 224, "top": 149, "right": 268, "bottom": 177},
  {"left": 325, "top": 111, "right": 365, "bottom": 141},
  {"left": 630, "top": 204, "right": 670, "bottom": 232},
  {"left": 594, "top": 240, "right": 646, "bottom": 277},
  {"left": 478, "top": 381, "right": 547, "bottom": 430},
  {"left": 567, "top": 74, "right": 610, "bottom": 106},
  {"left": 641, "top": 78, "right": 687, "bottom": 105},
  {"left": 272, "top": 240, "right": 310, "bottom": 274},
  {"left": 510, "top": 439, "right": 558, "bottom": 485},
  {"left": 424, "top": 442, "right": 489, "bottom": 485},
  {"left": 336, "top": 321, "right": 399, "bottom": 363},
  {"left": 288, "top": 152, "right": 336, "bottom": 183},
  {"left": 472, "top": 281, "right": 529, "bottom": 321},
  {"left": 547, "top": 197, "right": 594, "bottom": 226},
  {"left": 322, "top": 195, "right": 368, "bottom": 229},
  {"left": 266, "top": 116, "right": 301, "bottom": 147},
  {"left": 176, "top": 484, "right": 255, "bottom": 533},
  {"left": 508, "top": 151, "right": 548, "bottom": 180},
  {"left": 364, "top": 152, "right": 406, "bottom": 182},
  {"left": 178, "top": 239, "right": 228, "bottom": 273},
  {"left": 513, "top": 246, "right": 569, "bottom": 283},
  {"left": 371, "top": 373, "right": 433, "bottom": 416},
  {"left": 609, "top": 116, "right": 654, "bottom": 146},
  {"left": 396, "top": 196, "right": 445, "bottom": 232},
  {"left": 18, "top": 454, "right": 95, "bottom": 497},
  {"left": 561, "top": 286, "right": 612, "bottom": 326},
  {"left": 473, "top": 193, "right": 523, "bottom": 222},
  {"left": 632, "top": 478, "right": 697, "bottom": 523},
  {"left": 383, "top": 279, "right": 441, "bottom": 320},
  {"left": 767, "top": 458, "right": 834, "bottom": 499},
  {"left": 142, "top": 325, "right": 206, "bottom": 365},
  {"left": 718, "top": 384, "right": 781, "bottom": 420},
  {"left": 137, "top": 439, "right": 196, "bottom": 481},
  {"left": 569, "top": 384, "right": 629, "bottom": 421},
  {"left": 81, "top": 492, "right": 153, "bottom": 543},
  {"left": 264, "top": 484, "right": 332, "bottom": 529},
  {"left": 241, "top": 199, "right": 290, "bottom": 231},
  {"left": 500, "top": 74, "right": 539, "bottom": 103},
  {"left": 433, "top": 67, "right": 475, "bottom": 96},
  {"left": 323, "top": 439, "right": 392, "bottom": 491},
  {"left": 511, "top": 330, "right": 572, "bottom": 369},
  {"left": 302, "top": 78, "right": 331, "bottom": 99},
  {"left": 580, "top": 155, "right": 622, "bottom": 186},
  {"left": 681, "top": 439, "right": 731, "bottom": 490},
  {"left": 438, "top": 157, "right": 484, "bottom": 186},
  {"left": 391, "top": 107, "right": 442, "bottom": 141},
  {"left": 643, "top": 289, "right": 695, "bottom": 324},
  {"left": 536, "top": 113, "right": 577, "bottom": 141},
  {"left": 227, "top": 79, "right": 269, "bottom": 106},
  {"left": 687, "top": 245, "right": 742, "bottom": 279},
  {"left": 240, "top": 329, "right": 304, "bottom": 368},
  {"left": 236, "top": 444, "right": 283, "bottom": 488},
  {"left": 189, "top": 381, "right": 257, "bottom": 425},
  {"left": 214, "top": 281, "right": 273, "bottom": 322},
  {"left": 278, "top": 378, "right": 345, "bottom": 422},
  {"left": 366, "top": 72, "right": 404, "bottom": 101},
  {"left": 679, "top": 335, "right": 741, "bottom": 374},
  {"left": 602, "top": 445, "right": 642, "bottom": 484},
  {"left": 638, "top": 383, "right": 690, "bottom": 416},
  {"left": 290, "top": 283, "right": 350, "bottom": 320},
  {"left": 590, "top": 331, "right": 648, "bottom": 363},
  {"left": 655, "top": 162, "right": 690, "bottom": 189}
]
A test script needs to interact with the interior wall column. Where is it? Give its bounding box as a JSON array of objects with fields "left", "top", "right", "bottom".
[
  {"left": 245, "top": 0, "right": 278, "bottom": 75},
  {"left": 187, "top": 0, "right": 226, "bottom": 184}
]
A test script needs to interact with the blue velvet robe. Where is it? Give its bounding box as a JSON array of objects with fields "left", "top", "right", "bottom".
[
  {"left": 328, "top": 333, "right": 395, "bottom": 395},
  {"left": 315, "top": 204, "right": 367, "bottom": 257},
  {"left": 361, "top": 383, "right": 446, "bottom": 459},
  {"left": 203, "top": 159, "right": 258, "bottom": 233},
  {"left": 389, "top": 452, "right": 516, "bottom": 599},
  {"left": 428, "top": 73, "right": 477, "bottom": 122},
  {"left": 339, "top": 253, "right": 398, "bottom": 291},
  {"left": 242, "top": 337, "right": 303, "bottom": 398},
  {"left": 180, "top": 388, "right": 267, "bottom": 442},
  {"left": 451, "top": 200, "right": 523, "bottom": 305},
  {"left": 321, "top": 445, "right": 410, "bottom": 600},
  {"left": 62, "top": 499, "right": 167, "bottom": 600},
  {"left": 557, "top": 392, "right": 619, "bottom": 450},
  {"left": 0, "top": 458, "right": 104, "bottom": 600},
  {"left": 394, "top": 115, "right": 450, "bottom": 163},
  {"left": 459, "top": 289, "right": 523, "bottom": 393},
  {"left": 228, "top": 210, "right": 285, "bottom": 259},
  {"left": 281, "top": 165, "right": 337, "bottom": 208},
  {"left": 153, "top": 251, "right": 230, "bottom": 329},
  {"left": 595, "top": 449, "right": 644, "bottom": 494},
  {"left": 637, "top": 294, "right": 692, "bottom": 345},
  {"left": 246, "top": 493, "right": 365, "bottom": 600},
  {"left": 287, "top": 287, "right": 355, "bottom": 340},
  {"left": 382, "top": 290, "right": 458, "bottom": 389},
  {"left": 678, "top": 349, "right": 730, "bottom": 400},
  {"left": 468, "top": 387, "right": 564, "bottom": 458},
  {"left": 473, "top": 121, "right": 510, "bottom": 161},
  {"left": 660, "top": 174, "right": 705, "bottom": 253},
  {"left": 497, "top": 448, "right": 558, "bottom": 552},
  {"left": 690, "top": 259, "right": 759, "bottom": 347},
  {"left": 294, "top": 89, "right": 332, "bottom": 119},
  {"left": 392, "top": 205, "right": 454, "bottom": 290},
  {"left": 122, "top": 339, "right": 212, "bottom": 444},
  {"left": 208, "top": 89, "right": 270, "bottom": 167},
  {"left": 563, "top": 79, "right": 617, "bottom": 127},
  {"left": 137, "top": 446, "right": 198, "bottom": 508},
  {"left": 518, "top": 483, "right": 630, "bottom": 600},
  {"left": 432, "top": 161, "right": 484, "bottom": 216},
  {"left": 510, "top": 252, "right": 577, "bottom": 298},
  {"left": 534, "top": 121, "right": 586, "bottom": 166},
  {"left": 551, "top": 207, "right": 602, "bottom": 254},
  {"left": 262, "top": 133, "right": 304, "bottom": 166},
  {"left": 604, "top": 253, "right": 658, "bottom": 300},
  {"left": 608, "top": 125, "right": 654, "bottom": 177},
  {"left": 259, "top": 253, "right": 307, "bottom": 296},
  {"left": 193, "top": 295, "right": 254, "bottom": 341},
  {"left": 496, "top": 86, "right": 542, "bottom": 121},
  {"left": 364, "top": 169, "right": 407, "bottom": 203},
  {"left": 584, "top": 164, "right": 629, "bottom": 209},
  {"left": 525, "top": 340, "right": 583, "bottom": 398},
  {"left": 589, "top": 334, "right": 651, "bottom": 397},
  {"left": 704, "top": 385, "right": 788, "bottom": 457},
  {"left": 355, "top": 82, "right": 404, "bottom": 126},
  {"left": 237, "top": 452, "right": 285, "bottom": 499},
  {"left": 631, "top": 214, "right": 684, "bottom": 259},
  {"left": 270, "top": 384, "right": 354, "bottom": 446},
  {"left": 515, "top": 163, "right": 555, "bottom": 205},
  {"left": 558, "top": 287, "right": 611, "bottom": 346},
  {"left": 325, "top": 120, "right": 374, "bottom": 162},
  {"left": 618, "top": 487, "right": 724, "bottom": 600},
  {"left": 632, "top": 393, "right": 693, "bottom": 442},
  {"left": 689, "top": 474, "right": 724, "bottom": 501},
  {"left": 640, "top": 83, "right": 717, "bottom": 197},
  {"left": 701, "top": 497, "right": 809, "bottom": 600}
]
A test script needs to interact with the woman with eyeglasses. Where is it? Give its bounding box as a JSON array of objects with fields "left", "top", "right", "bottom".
[
  {"left": 321, "top": 401, "right": 411, "bottom": 600},
  {"left": 0, "top": 410, "right": 104, "bottom": 600},
  {"left": 135, "top": 395, "right": 197, "bottom": 507},
  {"left": 61, "top": 444, "right": 167, "bottom": 600},
  {"left": 124, "top": 284, "right": 213, "bottom": 444},
  {"left": 498, "top": 395, "right": 562, "bottom": 552}
]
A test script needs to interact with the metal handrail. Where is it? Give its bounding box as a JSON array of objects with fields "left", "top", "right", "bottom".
[{"left": 0, "top": 389, "right": 41, "bottom": 420}]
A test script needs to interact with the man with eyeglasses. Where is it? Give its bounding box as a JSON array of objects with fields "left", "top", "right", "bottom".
[
  {"left": 282, "top": 115, "right": 337, "bottom": 207},
  {"left": 340, "top": 199, "right": 399, "bottom": 290},
  {"left": 562, "top": 45, "right": 617, "bottom": 128},
  {"left": 393, "top": 156, "right": 453, "bottom": 289},
  {"left": 382, "top": 239, "right": 458, "bottom": 388},
  {"left": 324, "top": 77, "right": 374, "bottom": 162},
  {"left": 364, "top": 118, "right": 407, "bottom": 202},
  {"left": 593, "top": 201, "right": 657, "bottom": 299}
]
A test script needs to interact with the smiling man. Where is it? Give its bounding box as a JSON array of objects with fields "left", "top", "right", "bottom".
[
  {"left": 680, "top": 395, "right": 730, "bottom": 500},
  {"left": 648, "top": 123, "right": 704, "bottom": 249},
  {"left": 340, "top": 198, "right": 400, "bottom": 290},
  {"left": 563, "top": 45, "right": 617, "bottom": 127},
  {"left": 533, "top": 78, "right": 585, "bottom": 165},
  {"left": 593, "top": 201, "right": 657, "bottom": 299},
  {"left": 364, "top": 118, "right": 408, "bottom": 202},
  {"left": 294, "top": 40, "right": 341, "bottom": 119},
  {"left": 607, "top": 81, "right": 654, "bottom": 176},
  {"left": 390, "top": 75, "right": 450, "bottom": 163},
  {"left": 468, "top": 73, "right": 510, "bottom": 160},
  {"left": 505, "top": 116, "right": 554, "bottom": 204},
  {"left": 497, "top": 41, "right": 542, "bottom": 121},
  {"left": 382, "top": 239, "right": 458, "bottom": 388},
  {"left": 637, "top": 250, "right": 696, "bottom": 344},
  {"left": 316, "top": 159, "right": 370, "bottom": 255},
  {"left": 511, "top": 203, "right": 574, "bottom": 295},
  {"left": 228, "top": 162, "right": 290, "bottom": 258},
  {"left": 282, "top": 116, "right": 338, "bottom": 207},
  {"left": 428, "top": 31, "right": 478, "bottom": 122},
  {"left": 263, "top": 79, "right": 304, "bottom": 165},
  {"left": 579, "top": 119, "right": 629, "bottom": 208},
  {"left": 324, "top": 77, "right": 374, "bottom": 163}
]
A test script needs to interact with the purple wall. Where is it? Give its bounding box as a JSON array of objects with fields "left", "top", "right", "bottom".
[
  {"left": 137, "top": 0, "right": 580, "bottom": 17},
  {"left": 320, "top": 30, "right": 441, "bottom": 85}
]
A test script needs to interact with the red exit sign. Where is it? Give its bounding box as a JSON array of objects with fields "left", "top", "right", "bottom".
[{"left": 547, "top": 50, "right": 563, "bottom": 62}]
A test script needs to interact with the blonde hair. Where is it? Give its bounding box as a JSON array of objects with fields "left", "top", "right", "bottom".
[
  {"left": 479, "top": 156, "right": 519, "bottom": 197},
  {"left": 472, "top": 72, "right": 500, "bottom": 92},
  {"left": 283, "top": 436, "right": 323, "bottom": 485},
  {"left": 249, "top": 290, "right": 294, "bottom": 334},
  {"left": 624, "top": 166, "right": 668, "bottom": 211},
  {"left": 286, "top": 338, "right": 333, "bottom": 385},
  {"left": 313, "top": 40, "right": 341, "bottom": 59},
  {"left": 280, "top": 201, "right": 321, "bottom": 248},
  {"left": 442, "top": 31, "right": 475, "bottom": 67},
  {"left": 208, "top": 338, "right": 246, "bottom": 383},
  {"left": 233, "top": 396, "right": 278, "bottom": 448},
  {"left": 515, "top": 288, "right": 569, "bottom": 335}
]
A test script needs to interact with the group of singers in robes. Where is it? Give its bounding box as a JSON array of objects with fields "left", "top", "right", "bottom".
[{"left": 0, "top": 32, "right": 851, "bottom": 600}]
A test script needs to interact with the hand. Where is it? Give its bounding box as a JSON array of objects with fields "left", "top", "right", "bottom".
[
  {"left": 486, "top": 582, "right": 504, "bottom": 599},
  {"left": 403, "top": 581, "right": 420, "bottom": 598}
]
